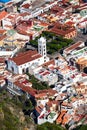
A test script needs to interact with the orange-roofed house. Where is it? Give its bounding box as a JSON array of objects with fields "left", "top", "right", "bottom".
[
  {"left": 20, "top": 3, "right": 32, "bottom": 13},
  {"left": 49, "top": 22, "right": 77, "bottom": 39},
  {"left": 56, "top": 109, "right": 67, "bottom": 124},
  {"left": 7, "top": 74, "right": 37, "bottom": 97},
  {"left": 2, "top": 13, "right": 22, "bottom": 30},
  {"left": 0, "top": 11, "right": 8, "bottom": 27},
  {"left": 62, "top": 113, "right": 72, "bottom": 125},
  {"left": 0, "top": 29, "right": 7, "bottom": 44}
]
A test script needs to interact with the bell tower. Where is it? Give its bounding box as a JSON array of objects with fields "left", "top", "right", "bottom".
[{"left": 38, "top": 37, "right": 47, "bottom": 62}]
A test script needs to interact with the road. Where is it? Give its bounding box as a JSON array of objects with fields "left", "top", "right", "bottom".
[{"left": 73, "top": 32, "right": 87, "bottom": 43}]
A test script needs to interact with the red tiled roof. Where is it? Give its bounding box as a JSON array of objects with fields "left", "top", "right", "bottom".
[
  {"left": 51, "top": 5, "right": 64, "bottom": 13},
  {"left": 22, "top": 3, "right": 31, "bottom": 8},
  {"left": 42, "top": 59, "right": 55, "bottom": 67},
  {"left": 0, "top": 29, "right": 6, "bottom": 34},
  {"left": 38, "top": 89, "right": 57, "bottom": 96},
  {"left": 65, "top": 41, "right": 83, "bottom": 52},
  {"left": 56, "top": 109, "right": 67, "bottom": 124},
  {"left": 35, "top": 89, "right": 57, "bottom": 99},
  {"left": 35, "top": 106, "right": 42, "bottom": 114},
  {"left": 50, "top": 26, "right": 75, "bottom": 36},
  {"left": 14, "top": 78, "right": 37, "bottom": 96},
  {"left": 66, "top": 21, "right": 75, "bottom": 26},
  {"left": 0, "top": 35, "right": 7, "bottom": 41},
  {"left": 35, "top": 93, "right": 47, "bottom": 99},
  {"left": 20, "top": 12, "right": 30, "bottom": 17},
  {"left": 42, "top": 71, "right": 50, "bottom": 76},
  {"left": 10, "top": 50, "right": 42, "bottom": 65},
  {"left": 0, "top": 11, "right": 8, "bottom": 21},
  {"left": 46, "top": 100, "right": 59, "bottom": 107}
]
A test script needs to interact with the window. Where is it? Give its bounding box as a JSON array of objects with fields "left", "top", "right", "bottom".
[
  {"left": 26, "top": 68, "right": 29, "bottom": 73},
  {"left": 22, "top": 68, "right": 25, "bottom": 73},
  {"left": 11, "top": 67, "right": 14, "bottom": 72}
]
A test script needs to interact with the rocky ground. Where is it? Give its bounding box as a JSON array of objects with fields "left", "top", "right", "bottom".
[{"left": 0, "top": 90, "right": 36, "bottom": 130}]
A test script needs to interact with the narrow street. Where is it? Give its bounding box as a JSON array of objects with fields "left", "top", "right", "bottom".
[{"left": 73, "top": 32, "right": 87, "bottom": 43}]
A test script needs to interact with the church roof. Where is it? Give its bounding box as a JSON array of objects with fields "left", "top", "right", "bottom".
[{"left": 10, "top": 50, "right": 42, "bottom": 66}]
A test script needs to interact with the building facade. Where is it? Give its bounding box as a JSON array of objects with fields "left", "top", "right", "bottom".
[{"left": 6, "top": 37, "right": 49, "bottom": 74}]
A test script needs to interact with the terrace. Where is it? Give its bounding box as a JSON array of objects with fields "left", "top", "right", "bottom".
[
  {"left": 33, "top": 25, "right": 44, "bottom": 31},
  {"left": 48, "top": 112, "right": 57, "bottom": 119},
  {"left": 38, "top": 111, "right": 58, "bottom": 124}
]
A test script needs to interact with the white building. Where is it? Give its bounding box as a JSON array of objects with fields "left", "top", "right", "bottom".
[
  {"left": 6, "top": 50, "right": 44, "bottom": 74},
  {"left": 34, "top": 68, "right": 58, "bottom": 86},
  {"left": 6, "top": 37, "right": 49, "bottom": 74},
  {"left": 2, "top": 13, "right": 22, "bottom": 30},
  {"left": 38, "top": 37, "right": 49, "bottom": 62}
]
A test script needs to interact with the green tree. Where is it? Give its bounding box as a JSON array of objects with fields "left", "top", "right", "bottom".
[
  {"left": 74, "top": 125, "right": 87, "bottom": 130},
  {"left": 24, "top": 99, "right": 34, "bottom": 111},
  {"left": 37, "top": 122, "right": 66, "bottom": 130}
]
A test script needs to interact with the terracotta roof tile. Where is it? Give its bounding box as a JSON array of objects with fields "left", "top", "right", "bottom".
[
  {"left": 10, "top": 50, "right": 42, "bottom": 65},
  {"left": 65, "top": 41, "right": 83, "bottom": 53},
  {"left": 35, "top": 93, "right": 47, "bottom": 99},
  {"left": 22, "top": 3, "right": 31, "bottom": 9},
  {"left": 56, "top": 109, "right": 67, "bottom": 124},
  {"left": 0, "top": 11, "right": 8, "bottom": 21},
  {"left": 0, "top": 29, "right": 6, "bottom": 34},
  {"left": 14, "top": 78, "right": 37, "bottom": 96}
]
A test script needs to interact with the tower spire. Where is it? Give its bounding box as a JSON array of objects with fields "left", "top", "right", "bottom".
[{"left": 38, "top": 37, "right": 47, "bottom": 62}]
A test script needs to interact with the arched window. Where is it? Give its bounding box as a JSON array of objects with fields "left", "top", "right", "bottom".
[
  {"left": 22, "top": 68, "right": 25, "bottom": 74},
  {"left": 26, "top": 68, "right": 29, "bottom": 73},
  {"left": 11, "top": 67, "right": 14, "bottom": 72}
]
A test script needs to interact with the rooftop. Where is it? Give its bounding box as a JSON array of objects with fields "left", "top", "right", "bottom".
[
  {"left": 0, "top": 11, "right": 8, "bottom": 21},
  {"left": 10, "top": 50, "right": 42, "bottom": 65}
]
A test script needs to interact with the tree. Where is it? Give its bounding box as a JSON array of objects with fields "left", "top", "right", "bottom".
[
  {"left": 74, "top": 125, "right": 87, "bottom": 130},
  {"left": 57, "top": 44, "right": 62, "bottom": 50},
  {"left": 60, "top": 42, "right": 67, "bottom": 47},
  {"left": 24, "top": 99, "right": 34, "bottom": 111},
  {"left": 37, "top": 122, "right": 66, "bottom": 130}
]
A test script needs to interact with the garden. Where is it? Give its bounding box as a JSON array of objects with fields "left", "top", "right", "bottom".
[{"left": 30, "top": 31, "right": 73, "bottom": 54}]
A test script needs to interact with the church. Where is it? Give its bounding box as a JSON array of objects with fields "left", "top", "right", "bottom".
[{"left": 6, "top": 37, "right": 49, "bottom": 74}]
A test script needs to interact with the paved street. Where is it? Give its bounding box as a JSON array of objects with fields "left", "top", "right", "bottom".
[{"left": 73, "top": 32, "right": 87, "bottom": 43}]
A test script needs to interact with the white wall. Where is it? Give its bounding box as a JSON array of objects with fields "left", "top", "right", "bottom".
[
  {"left": 0, "top": 47, "right": 18, "bottom": 57},
  {"left": 7, "top": 56, "right": 44, "bottom": 74},
  {"left": 7, "top": 60, "right": 19, "bottom": 74}
]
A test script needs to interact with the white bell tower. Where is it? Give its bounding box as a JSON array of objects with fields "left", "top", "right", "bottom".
[{"left": 38, "top": 37, "right": 47, "bottom": 62}]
